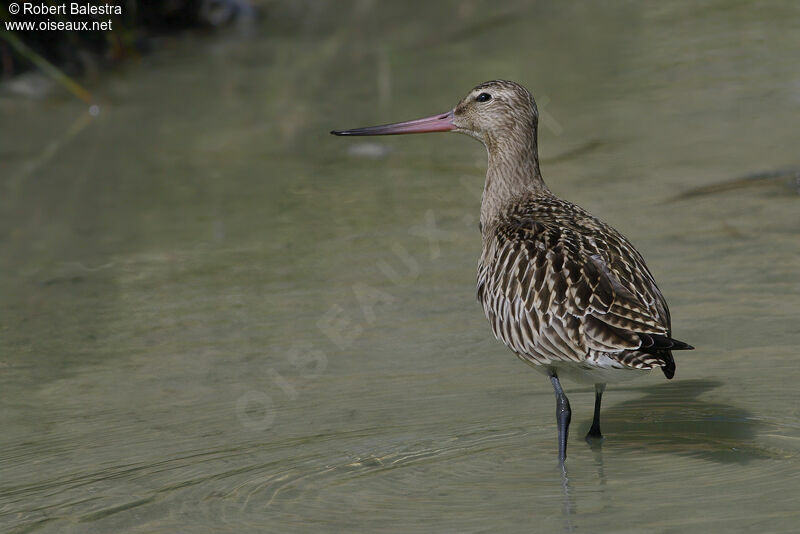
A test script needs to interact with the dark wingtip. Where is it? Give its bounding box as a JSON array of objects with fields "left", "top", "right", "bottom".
[
  {"left": 671, "top": 340, "right": 694, "bottom": 351},
  {"left": 331, "top": 130, "right": 344, "bottom": 136},
  {"left": 640, "top": 333, "right": 694, "bottom": 352}
]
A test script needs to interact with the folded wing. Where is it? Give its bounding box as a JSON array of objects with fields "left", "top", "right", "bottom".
[{"left": 478, "top": 207, "right": 692, "bottom": 377}]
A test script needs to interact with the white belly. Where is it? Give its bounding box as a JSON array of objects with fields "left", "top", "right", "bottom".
[{"left": 528, "top": 358, "right": 651, "bottom": 385}]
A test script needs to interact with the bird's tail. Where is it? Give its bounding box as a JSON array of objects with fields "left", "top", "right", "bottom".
[{"left": 638, "top": 333, "right": 694, "bottom": 379}]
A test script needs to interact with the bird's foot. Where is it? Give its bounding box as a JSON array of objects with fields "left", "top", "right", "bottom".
[{"left": 585, "top": 427, "right": 604, "bottom": 444}]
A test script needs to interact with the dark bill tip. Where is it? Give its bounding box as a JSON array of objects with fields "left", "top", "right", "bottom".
[{"left": 330, "top": 110, "right": 455, "bottom": 137}]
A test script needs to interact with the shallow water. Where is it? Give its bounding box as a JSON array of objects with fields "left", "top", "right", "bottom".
[{"left": 1, "top": 1, "right": 799, "bottom": 532}]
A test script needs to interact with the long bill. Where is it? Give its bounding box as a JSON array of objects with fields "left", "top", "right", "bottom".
[{"left": 331, "top": 110, "right": 455, "bottom": 136}]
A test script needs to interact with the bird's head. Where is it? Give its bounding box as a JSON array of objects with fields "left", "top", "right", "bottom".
[{"left": 331, "top": 80, "right": 539, "bottom": 152}]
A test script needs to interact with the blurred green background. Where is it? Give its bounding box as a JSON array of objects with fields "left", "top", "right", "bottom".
[{"left": 1, "top": 1, "right": 799, "bottom": 533}]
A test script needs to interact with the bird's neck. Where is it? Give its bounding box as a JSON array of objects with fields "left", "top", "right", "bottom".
[{"left": 480, "top": 133, "right": 549, "bottom": 229}]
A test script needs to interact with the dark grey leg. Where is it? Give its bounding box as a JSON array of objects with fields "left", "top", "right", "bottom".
[
  {"left": 586, "top": 383, "right": 606, "bottom": 440},
  {"left": 550, "top": 374, "right": 571, "bottom": 464}
]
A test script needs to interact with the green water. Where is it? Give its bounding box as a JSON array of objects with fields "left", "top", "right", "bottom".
[{"left": 2, "top": 2, "right": 799, "bottom": 532}]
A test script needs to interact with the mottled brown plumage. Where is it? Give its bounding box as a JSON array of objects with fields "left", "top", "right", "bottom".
[
  {"left": 460, "top": 82, "right": 690, "bottom": 385},
  {"left": 332, "top": 80, "right": 693, "bottom": 464},
  {"left": 479, "top": 194, "right": 680, "bottom": 378}
]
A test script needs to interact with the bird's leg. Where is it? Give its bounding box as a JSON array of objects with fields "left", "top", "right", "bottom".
[
  {"left": 550, "top": 374, "right": 571, "bottom": 465},
  {"left": 586, "top": 383, "right": 606, "bottom": 441}
]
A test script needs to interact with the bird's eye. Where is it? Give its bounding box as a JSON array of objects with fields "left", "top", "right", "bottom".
[{"left": 476, "top": 92, "right": 492, "bottom": 103}]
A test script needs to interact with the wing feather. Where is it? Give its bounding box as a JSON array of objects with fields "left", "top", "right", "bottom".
[{"left": 477, "top": 196, "right": 687, "bottom": 373}]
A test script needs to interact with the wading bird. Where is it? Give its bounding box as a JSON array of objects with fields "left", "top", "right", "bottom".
[{"left": 331, "top": 80, "right": 693, "bottom": 465}]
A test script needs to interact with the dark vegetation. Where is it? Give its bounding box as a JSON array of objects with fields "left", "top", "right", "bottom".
[{"left": 0, "top": 0, "right": 257, "bottom": 81}]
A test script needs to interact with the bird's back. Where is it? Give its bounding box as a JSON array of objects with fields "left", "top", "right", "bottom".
[{"left": 477, "top": 192, "right": 689, "bottom": 380}]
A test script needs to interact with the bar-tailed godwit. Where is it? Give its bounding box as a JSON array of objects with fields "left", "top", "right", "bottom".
[{"left": 332, "top": 80, "right": 693, "bottom": 464}]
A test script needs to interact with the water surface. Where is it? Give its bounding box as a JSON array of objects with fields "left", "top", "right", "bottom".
[{"left": 1, "top": 2, "right": 799, "bottom": 532}]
